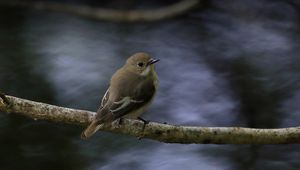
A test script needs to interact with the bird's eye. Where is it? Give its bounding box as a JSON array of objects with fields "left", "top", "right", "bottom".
[{"left": 137, "top": 62, "right": 144, "bottom": 67}]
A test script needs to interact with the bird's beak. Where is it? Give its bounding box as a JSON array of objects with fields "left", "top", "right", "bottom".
[{"left": 147, "top": 58, "right": 160, "bottom": 66}]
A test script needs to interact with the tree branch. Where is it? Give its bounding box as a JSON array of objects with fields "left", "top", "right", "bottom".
[
  {"left": 1, "top": 94, "right": 300, "bottom": 144},
  {"left": 0, "top": 0, "right": 201, "bottom": 22}
]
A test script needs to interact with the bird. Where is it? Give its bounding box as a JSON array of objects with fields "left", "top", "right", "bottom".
[{"left": 81, "top": 52, "right": 159, "bottom": 139}]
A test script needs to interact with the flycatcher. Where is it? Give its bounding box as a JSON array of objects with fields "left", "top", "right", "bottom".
[{"left": 81, "top": 52, "right": 159, "bottom": 139}]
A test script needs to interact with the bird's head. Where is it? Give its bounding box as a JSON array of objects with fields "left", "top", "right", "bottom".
[{"left": 125, "top": 52, "right": 159, "bottom": 76}]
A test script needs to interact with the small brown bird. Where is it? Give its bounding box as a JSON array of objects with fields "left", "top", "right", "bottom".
[{"left": 81, "top": 52, "right": 159, "bottom": 139}]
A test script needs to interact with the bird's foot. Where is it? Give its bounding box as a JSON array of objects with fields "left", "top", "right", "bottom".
[{"left": 138, "top": 116, "right": 149, "bottom": 131}]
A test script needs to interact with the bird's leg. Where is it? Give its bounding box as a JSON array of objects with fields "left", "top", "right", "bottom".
[
  {"left": 138, "top": 116, "right": 149, "bottom": 131},
  {"left": 136, "top": 117, "right": 149, "bottom": 140},
  {"left": 137, "top": 117, "right": 149, "bottom": 124}
]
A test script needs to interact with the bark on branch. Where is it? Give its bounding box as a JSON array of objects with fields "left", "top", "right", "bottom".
[
  {"left": 0, "top": 0, "right": 200, "bottom": 22},
  {"left": 1, "top": 94, "right": 300, "bottom": 144}
]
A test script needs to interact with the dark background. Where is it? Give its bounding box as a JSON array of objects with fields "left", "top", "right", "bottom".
[{"left": 0, "top": 0, "right": 300, "bottom": 170}]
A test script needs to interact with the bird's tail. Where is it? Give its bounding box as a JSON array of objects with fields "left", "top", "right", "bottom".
[{"left": 81, "top": 120, "right": 103, "bottom": 139}]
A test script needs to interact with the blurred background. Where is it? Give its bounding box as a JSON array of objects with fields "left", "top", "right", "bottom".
[{"left": 0, "top": 0, "right": 300, "bottom": 169}]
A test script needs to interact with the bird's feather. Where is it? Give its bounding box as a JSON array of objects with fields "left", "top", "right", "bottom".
[{"left": 81, "top": 54, "right": 158, "bottom": 139}]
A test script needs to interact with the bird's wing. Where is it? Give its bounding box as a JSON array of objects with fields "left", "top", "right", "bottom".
[
  {"left": 95, "top": 87, "right": 110, "bottom": 113},
  {"left": 109, "top": 96, "right": 144, "bottom": 118},
  {"left": 94, "top": 65, "right": 157, "bottom": 123},
  {"left": 95, "top": 95, "right": 144, "bottom": 123},
  {"left": 100, "top": 88, "right": 109, "bottom": 109},
  {"left": 108, "top": 79, "right": 156, "bottom": 119},
  {"left": 96, "top": 79, "right": 155, "bottom": 122},
  {"left": 81, "top": 87, "right": 111, "bottom": 139}
]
